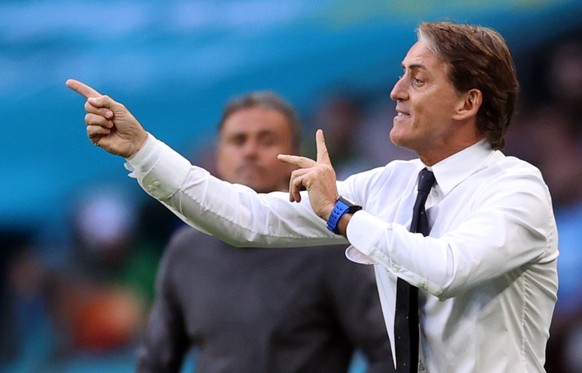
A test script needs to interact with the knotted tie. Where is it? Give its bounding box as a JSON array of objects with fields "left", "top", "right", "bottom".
[{"left": 394, "top": 168, "right": 436, "bottom": 373}]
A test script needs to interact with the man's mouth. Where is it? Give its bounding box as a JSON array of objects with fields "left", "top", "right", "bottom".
[
  {"left": 395, "top": 110, "right": 411, "bottom": 121},
  {"left": 396, "top": 108, "right": 410, "bottom": 117}
]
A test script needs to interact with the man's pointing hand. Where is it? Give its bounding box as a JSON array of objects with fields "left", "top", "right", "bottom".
[{"left": 66, "top": 79, "right": 148, "bottom": 158}]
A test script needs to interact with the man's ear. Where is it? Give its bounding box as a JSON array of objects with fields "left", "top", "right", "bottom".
[{"left": 453, "top": 89, "right": 482, "bottom": 121}]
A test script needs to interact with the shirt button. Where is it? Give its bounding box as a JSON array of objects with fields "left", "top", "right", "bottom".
[{"left": 147, "top": 181, "right": 161, "bottom": 192}]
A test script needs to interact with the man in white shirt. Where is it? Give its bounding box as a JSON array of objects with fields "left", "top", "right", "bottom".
[{"left": 66, "top": 21, "right": 558, "bottom": 373}]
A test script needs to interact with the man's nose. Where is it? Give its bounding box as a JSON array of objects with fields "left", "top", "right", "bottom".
[
  {"left": 241, "top": 140, "right": 259, "bottom": 157},
  {"left": 390, "top": 77, "right": 408, "bottom": 101}
]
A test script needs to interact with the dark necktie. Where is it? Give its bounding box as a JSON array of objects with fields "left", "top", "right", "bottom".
[{"left": 394, "top": 168, "right": 436, "bottom": 373}]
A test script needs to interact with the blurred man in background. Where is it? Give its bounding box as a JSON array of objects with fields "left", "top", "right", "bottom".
[{"left": 136, "top": 91, "right": 393, "bottom": 372}]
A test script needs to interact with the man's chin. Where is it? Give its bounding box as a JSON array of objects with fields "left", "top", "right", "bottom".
[
  {"left": 234, "top": 176, "right": 266, "bottom": 191},
  {"left": 389, "top": 132, "right": 408, "bottom": 148},
  {"left": 246, "top": 183, "right": 273, "bottom": 194}
]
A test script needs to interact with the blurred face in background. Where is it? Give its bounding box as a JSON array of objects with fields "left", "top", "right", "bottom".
[{"left": 216, "top": 106, "right": 297, "bottom": 193}]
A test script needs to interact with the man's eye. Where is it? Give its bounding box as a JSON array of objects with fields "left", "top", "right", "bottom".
[
  {"left": 229, "top": 136, "right": 246, "bottom": 145},
  {"left": 260, "top": 138, "right": 277, "bottom": 147},
  {"left": 412, "top": 78, "right": 424, "bottom": 86}
]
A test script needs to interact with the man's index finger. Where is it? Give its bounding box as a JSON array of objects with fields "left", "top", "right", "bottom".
[{"left": 65, "top": 79, "right": 102, "bottom": 99}]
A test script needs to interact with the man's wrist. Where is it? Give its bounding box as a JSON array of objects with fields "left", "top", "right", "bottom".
[
  {"left": 326, "top": 196, "right": 362, "bottom": 235},
  {"left": 126, "top": 132, "right": 153, "bottom": 161}
]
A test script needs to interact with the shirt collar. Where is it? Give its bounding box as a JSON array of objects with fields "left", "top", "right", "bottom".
[{"left": 428, "top": 139, "right": 494, "bottom": 196}]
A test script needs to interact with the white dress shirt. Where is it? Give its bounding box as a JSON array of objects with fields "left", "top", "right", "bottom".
[{"left": 127, "top": 134, "right": 558, "bottom": 373}]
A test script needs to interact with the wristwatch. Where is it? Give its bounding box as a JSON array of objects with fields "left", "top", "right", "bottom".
[{"left": 326, "top": 196, "right": 362, "bottom": 234}]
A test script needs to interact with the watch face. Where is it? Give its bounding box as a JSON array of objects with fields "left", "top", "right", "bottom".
[{"left": 338, "top": 196, "right": 357, "bottom": 206}]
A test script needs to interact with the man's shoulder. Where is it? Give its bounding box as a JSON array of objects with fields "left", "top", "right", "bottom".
[
  {"left": 490, "top": 151, "right": 545, "bottom": 181},
  {"left": 164, "top": 225, "right": 225, "bottom": 256},
  {"left": 170, "top": 224, "right": 207, "bottom": 241}
]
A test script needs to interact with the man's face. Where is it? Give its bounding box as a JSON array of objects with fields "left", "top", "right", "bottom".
[
  {"left": 389, "top": 40, "right": 465, "bottom": 163},
  {"left": 216, "top": 106, "right": 296, "bottom": 193}
]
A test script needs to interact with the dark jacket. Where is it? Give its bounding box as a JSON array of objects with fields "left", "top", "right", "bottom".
[{"left": 136, "top": 226, "right": 393, "bottom": 373}]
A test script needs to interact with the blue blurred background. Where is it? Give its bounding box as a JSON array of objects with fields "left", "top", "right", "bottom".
[{"left": 2, "top": 0, "right": 582, "bottom": 372}]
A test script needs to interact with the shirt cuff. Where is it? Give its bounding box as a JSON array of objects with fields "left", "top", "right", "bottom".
[
  {"left": 124, "top": 133, "right": 194, "bottom": 200},
  {"left": 345, "top": 210, "right": 393, "bottom": 266},
  {"left": 125, "top": 133, "right": 159, "bottom": 176}
]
